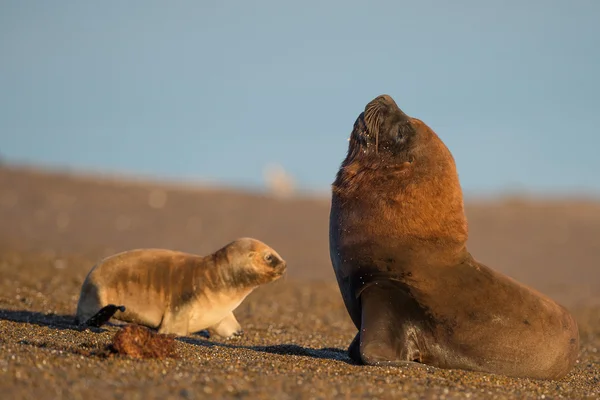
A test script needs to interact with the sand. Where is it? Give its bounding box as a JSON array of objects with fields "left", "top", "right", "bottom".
[{"left": 0, "top": 166, "right": 599, "bottom": 399}]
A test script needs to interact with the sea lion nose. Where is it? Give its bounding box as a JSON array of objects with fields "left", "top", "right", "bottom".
[
  {"left": 378, "top": 94, "right": 395, "bottom": 104},
  {"left": 371, "top": 94, "right": 398, "bottom": 108},
  {"left": 370, "top": 94, "right": 408, "bottom": 119}
]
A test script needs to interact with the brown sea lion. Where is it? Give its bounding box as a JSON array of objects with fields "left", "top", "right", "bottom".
[
  {"left": 329, "top": 94, "right": 579, "bottom": 380},
  {"left": 76, "top": 237, "right": 287, "bottom": 338}
]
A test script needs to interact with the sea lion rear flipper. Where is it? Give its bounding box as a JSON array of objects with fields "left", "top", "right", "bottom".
[
  {"left": 81, "top": 304, "right": 126, "bottom": 327},
  {"left": 352, "top": 283, "right": 424, "bottom": 368}
]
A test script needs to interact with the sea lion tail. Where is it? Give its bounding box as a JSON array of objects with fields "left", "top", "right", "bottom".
[{"left": 80, "top": 304, "right": 126, "bottom": 328}]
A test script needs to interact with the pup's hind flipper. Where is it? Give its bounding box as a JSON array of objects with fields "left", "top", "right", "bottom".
[{"left": 82, "top": 304, "right": 126, "bottom": 327}]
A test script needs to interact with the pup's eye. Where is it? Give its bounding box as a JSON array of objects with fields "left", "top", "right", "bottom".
[{"left": 264, "top": 254, "right": 274, "bottom": 263}]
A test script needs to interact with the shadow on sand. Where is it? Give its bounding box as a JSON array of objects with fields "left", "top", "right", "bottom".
[
  {"left": 0, "top": 308, "right": 352, "bottom": 364},
  {"left": 178, "top": 336, "right": 353, "bottom": 364},
  {"left": 0, "top": 308, "right": 106, "bottom": 333}
]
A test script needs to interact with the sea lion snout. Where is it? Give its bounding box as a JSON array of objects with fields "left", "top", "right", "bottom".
[
  {"left": 368, "top": 94, "right": 399, "bottom": 110},
  {"left": 349, "top": 94, "right": 416, "bottom": 158},
  {"left": 364, "top": 94, "right": 410, "bottom": 122},
  {"left": 275, "top": 259, "right": 287, "bottom": 274}
]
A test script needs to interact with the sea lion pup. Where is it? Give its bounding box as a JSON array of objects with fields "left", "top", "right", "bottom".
[
  {"left": 75, "top": 237, "right": 287, "bottom": 338},
  {"left": 329, "top": 94, "right": 579, "bottom": 380}
]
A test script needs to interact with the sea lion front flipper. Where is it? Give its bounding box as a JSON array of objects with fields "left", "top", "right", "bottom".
[
  {"left": 353, "top": 283, "right": 423, "bottom": 368},
  {"left": 209, "top": 312, "right": 244, "bottom": 339},
  {"left": 81, "top": 304, "right": 126, "bottom": 328},
  {"left": 348, "top": 332, "right": 362, "bottom": 363}
]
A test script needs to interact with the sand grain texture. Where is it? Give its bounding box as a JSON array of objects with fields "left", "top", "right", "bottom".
[{"left": 0, "top": 166, "right": 599, "bottom": 399}]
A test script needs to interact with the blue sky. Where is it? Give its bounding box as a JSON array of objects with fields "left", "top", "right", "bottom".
[{"left": 1, "top": 0, "right": 599, "bottom": 195}]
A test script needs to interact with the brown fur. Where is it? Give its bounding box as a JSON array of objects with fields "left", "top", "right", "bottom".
[
  {"left": 329, "top": 94, "right": 579, "bottom": 380},
  {"left": 333, "top": 116, "right": 467, "bottom": 252},
  {"left": 76, "top": 237, "right": 286, "bottom": 337}
]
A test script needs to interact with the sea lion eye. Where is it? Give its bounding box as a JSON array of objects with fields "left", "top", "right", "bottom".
[
  {"left": 395, "top": 124, "right": 411, "bottom": 145},
  {"left": 264, "top": 253, "right": 274, "bottom": 263},
  {"left": 396, "top": 128, "right": 405, "bottom": 143}
]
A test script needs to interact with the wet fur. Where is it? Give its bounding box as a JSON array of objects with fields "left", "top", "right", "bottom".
[
  {"left": 76, "top": 238, "right": 286, "bottom": 337},
  {"left": 329, "top": 95, "right": 579, "bottom": 380}
]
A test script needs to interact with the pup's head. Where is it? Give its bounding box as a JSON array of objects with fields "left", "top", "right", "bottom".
[{"left": 221, "top": 237, "right": 287, "bottom": 287}]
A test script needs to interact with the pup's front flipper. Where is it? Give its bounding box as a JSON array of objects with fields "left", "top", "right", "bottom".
[
  {"left": 210, "top": 312, "right": 244, "bottom": 339},
  {"left": 81, "top": 305, "right": 126, "bottom": 328}
]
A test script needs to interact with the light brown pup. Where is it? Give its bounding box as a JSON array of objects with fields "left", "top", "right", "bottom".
[
  {"left": 329, "top": 94, "right": 579, "bottom": 380},
  {"left": 76, "top": 238, "right": 286, "bottom": 338}
]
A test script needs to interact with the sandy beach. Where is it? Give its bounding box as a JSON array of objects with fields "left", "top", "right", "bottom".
[{"left": 1, "top": 165, "right": 599, "bottom": 399}]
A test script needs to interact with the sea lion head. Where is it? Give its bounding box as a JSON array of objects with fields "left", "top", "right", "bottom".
[
  {"left": 349, "top": 94, "right": 413, "bottom": 160},
  {"left": 334, "top": 94, "right": 468, "bottom": 250},
  {"left": 219, "top": 237, "right": 287, "bottom": 287},
  {"left": 347, "top": 94, "right": 453, "bottom": 169}
]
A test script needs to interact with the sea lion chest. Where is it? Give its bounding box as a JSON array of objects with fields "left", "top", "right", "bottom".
[
  {"left": 330, "top": 189, "right": 418, "bottom": 273},
  {"left": 187, "top": 290, "right": 253, "bottom": 333}
]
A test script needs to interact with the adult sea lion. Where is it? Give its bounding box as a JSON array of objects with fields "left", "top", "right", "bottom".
[
  {"left": 76, "top": 237, "right": 287, "bottom": 338},
  {"left": 329, "top": 94, "right": 579, "bottom": 380}
]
